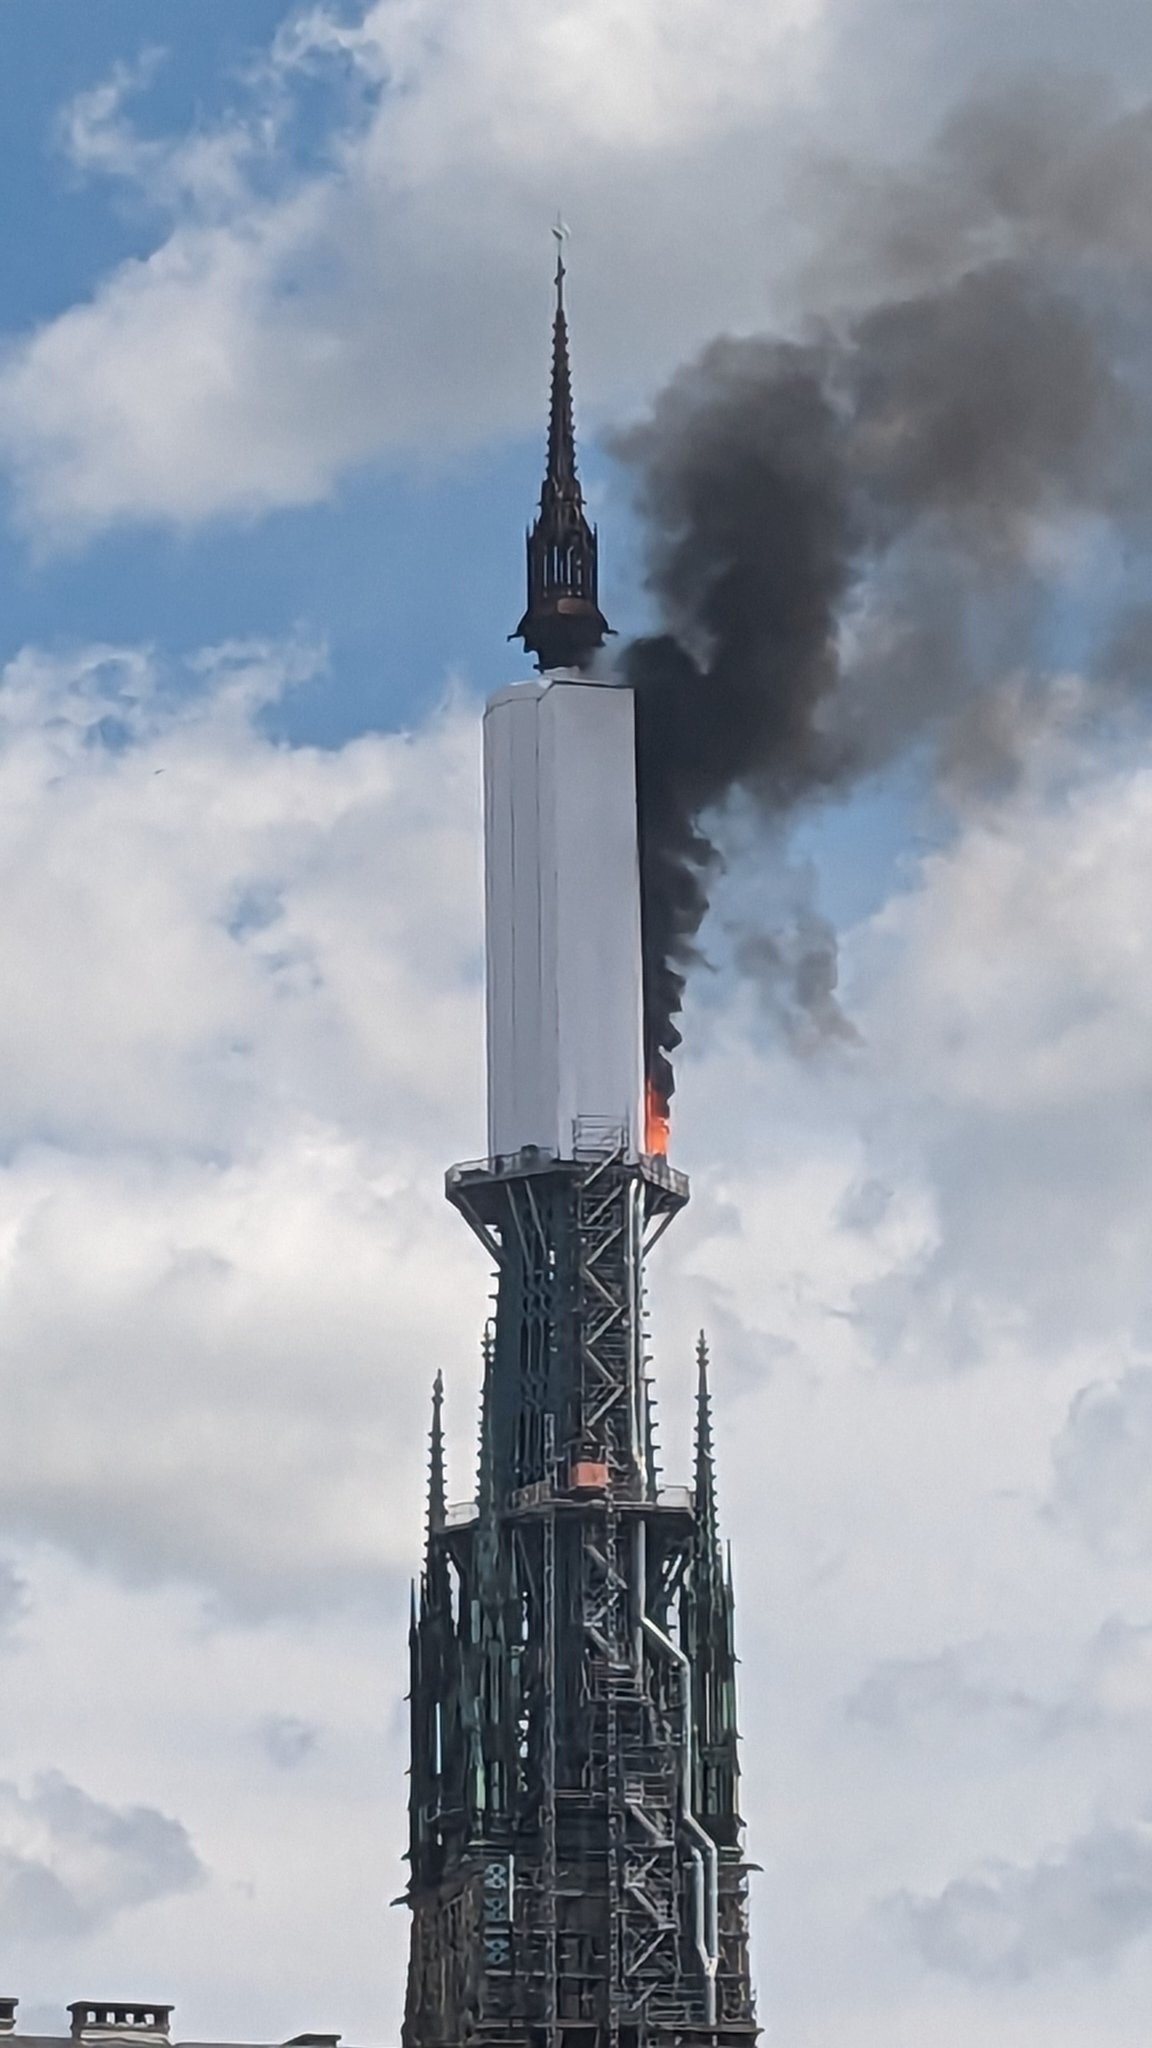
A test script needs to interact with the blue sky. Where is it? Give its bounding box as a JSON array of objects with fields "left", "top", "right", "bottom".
[
  {"left": 0, "top": 2, "right": 539, "bottom": 741},
  {"left": 0, "top": 0, "right": 692, "bottom": 751},
  {"left": 1, "top": 3, "right": 294, "bottom": 315}
]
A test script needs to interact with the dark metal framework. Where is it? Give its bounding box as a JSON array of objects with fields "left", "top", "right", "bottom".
[{"left": 403, "top": 1133, "right": 757, "bottom": 2048}]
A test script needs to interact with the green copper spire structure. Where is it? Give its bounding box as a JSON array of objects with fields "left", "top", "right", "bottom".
[
  {"left": 686, "top": 1337, "right": 742, "bottom": 1849},
  {"left": 694, "top": 1335, "right": 718, "bottom": 1543},
  {"left": 404, "top": 1206, "right": 756, "bottom": 2048},
  {"left": 402, "top": 266, "right": 756, "bottom": 2048},
  {"left": 428, "top": 1370, "right": 447, "bottom": 1537}
]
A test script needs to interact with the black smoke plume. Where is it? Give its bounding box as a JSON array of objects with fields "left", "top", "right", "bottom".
[{"left": 618, "top": 79, "right": 1152, "bottom": 1102}]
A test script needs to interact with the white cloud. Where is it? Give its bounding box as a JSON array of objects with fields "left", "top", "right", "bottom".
[
  {"left": 0, "top": 1554, "right": 413, "bottom": 2041},
  {"left": 59, "top": 51, "right": 269, "bottom": 217},
  {"left": 0, "top": 0, "right": 819, "bottom": 539},
  {"left": 0, "top": 635, "right": 1151, "bottom": 2035},
  {"left": 0, "top": 640, "right": 486, "bottom": 1613},
  {"left": 1050, "top": 1369, "right": 1152, "bottom": 1562},
  {"left": 256, "top": 1714, "right": 320, "bottom": 1769},
  {"left": 8, "top": 0, "right": 1152, "bottom": 540},
  {"left": 0, "top": 1559, "right": 29, "bottom": 1635},
  {"left": 847, "top": 1616, "right": 1152, "bottom": 1743},
  {"left": 892, "top": 1823, "right": 1152, "bottom": 1982},
  {"left": 840, "top": 744, "right": 1152, "bottom": 1370},
  {"left": 0, "top": 1770, "right": 203, "bottom": 1942},
  {"left": 847, "top": 1643, "right": 1058, "bottom": 1739}
]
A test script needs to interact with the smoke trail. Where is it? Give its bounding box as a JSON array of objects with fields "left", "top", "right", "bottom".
[
  {"left": 619, "top": 79, "right": 1149, "bottom": 1100},
  {"left": 733, "top": 877, "right": 860, "bottom": 1054}
]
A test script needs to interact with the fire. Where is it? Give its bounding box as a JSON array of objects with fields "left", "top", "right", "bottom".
[{"left": 644, "top": 1079, "right": 670, "bottom": 1157}]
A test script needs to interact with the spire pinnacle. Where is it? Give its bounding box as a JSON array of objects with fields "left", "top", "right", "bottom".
[
  {"left": 547, "top": 238, "right": 575, "bottom": 493},
  {"left": 694, "top": 1331, "right": 718, "bottom": 1545},
  {"left": 476, "top": 1323, "right": 495, "bottom": 1518},
  {"left": 427, "top": 1369, "right": 446, "bottom": 1536},
  {"left": 513, "top": 232, "right": 612, "bottom": 674}
]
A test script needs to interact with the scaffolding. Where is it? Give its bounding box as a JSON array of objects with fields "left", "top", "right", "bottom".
[{"left": 403, "top": 1141, "right": 756, "bottom": 2048}]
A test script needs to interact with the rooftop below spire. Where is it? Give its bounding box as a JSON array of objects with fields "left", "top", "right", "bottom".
[{"left": 513, "top": 240, "right": 612, "bottom": 674}]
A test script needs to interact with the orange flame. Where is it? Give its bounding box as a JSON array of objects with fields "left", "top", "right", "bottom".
[{"left": 644, "top": 1079, "right": 670, "bottom": 1157}]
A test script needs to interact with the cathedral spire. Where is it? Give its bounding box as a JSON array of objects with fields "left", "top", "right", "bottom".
[{"left": 513, "top": 230, "right": 612, "bottom": 674}]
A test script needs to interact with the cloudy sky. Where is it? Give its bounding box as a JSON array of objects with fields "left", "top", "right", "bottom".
[{"left": 2, "top": 3, "right": 1152, "bottom": 2044}]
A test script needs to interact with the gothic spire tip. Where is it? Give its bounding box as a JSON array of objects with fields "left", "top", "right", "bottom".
[
  {"left": 696, "top": 1332, "right": 713, "bottom": 1424},
  {"left": 426, "top": 1372, "right": 446, "bottom": 1535},
  {"left": 512, "top": 227, "right": 612, "bottom": 675},
  {"left": 694, "top": 1332, "right": 718, "bottom": 1535}
]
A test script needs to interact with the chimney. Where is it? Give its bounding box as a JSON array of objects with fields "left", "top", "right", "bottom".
[
  {"left": 0, "top": 2000, "right": 17, "bottom": 2036},
  {"left": 68, "top": 2009, "right": 173, "bottom": 2046}
]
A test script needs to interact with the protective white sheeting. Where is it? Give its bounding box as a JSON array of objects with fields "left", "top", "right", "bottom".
[{"left": 484, "top": 678, "right": 645, "bottom": 1162}]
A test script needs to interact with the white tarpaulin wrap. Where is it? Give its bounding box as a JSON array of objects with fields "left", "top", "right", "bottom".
[{"left": 484, "top": 678, "right": 645, "bottom": 1163}]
